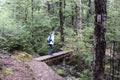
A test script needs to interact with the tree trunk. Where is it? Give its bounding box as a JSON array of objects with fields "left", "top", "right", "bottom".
[
  {"left": 76, "top": 0, "right": 82, "bottom": 37},
  {"left": 93, "top": 0, "right": 107, "bottom": 80},
  {"left": 64, "top": 0, "right": 66, "bottom": 8},
  {"left": 46, "top": 0, "right": 50, "bottom": 15},
  {"left": 63, "top": 0, "right": 66, "bottom": 23},
  {"left": 59, "top": 0, "right": 64, "bottom": 42},
  {"left": 31, "top": 0, "right": 33, "bottom": 25},
  {"left": 71, "top": 9, "right": 74, "bottom": 26},
  {"left": 24, "top": 8, "right": 28, "bottom": 24},
  {"left": 86, "top": 0, "right": 91, "bottom": 26},
  {"left": 87, "top": 0, "right": 91, "bottom": 19}
]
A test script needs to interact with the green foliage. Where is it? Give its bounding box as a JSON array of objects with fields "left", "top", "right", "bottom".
[
  {"left": 107, "top": 0, "right": 120, "bottom": 42},
  {"left": 76, "top": 69, "right": 91, "bottom": 80},
  {"left": 56, "top": 69, "right": 65, "bottom": 75},
  {"left": 0, "top": 0, "right": 106, "bottom": 50},
  {"left": 0, "top": 0, "right": 119, "bottom": 55},
  {"left": 0, "top": 0, "right": 60, "bottom": 54},
  {"left": 51, "top": 65, "right": 66, "bottom": 75},
  {"left": 0, "top": 0, "right": 119, "bottom": 79},
  {"left": 4, "top": 68, "right": 13, "bottom": 75},
  {"left": 11, "top": 51, "right": 32, "bottom": 62}
]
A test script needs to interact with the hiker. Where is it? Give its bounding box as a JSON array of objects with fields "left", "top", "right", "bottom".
[{"left": 47, "top": 28, "right": 55, "bottom": 55}]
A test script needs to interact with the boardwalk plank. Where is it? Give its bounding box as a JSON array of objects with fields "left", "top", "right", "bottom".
[{"left": 35, "top": 50, "right": 72, "bottom": 61}]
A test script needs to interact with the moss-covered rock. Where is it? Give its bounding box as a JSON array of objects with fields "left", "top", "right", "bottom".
[{"left": 12, "top": 51, "right": 32, "bottom": 62}]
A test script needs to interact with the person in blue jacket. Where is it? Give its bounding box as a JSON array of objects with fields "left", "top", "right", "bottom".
[{"left": 47, "top": 28, "right": 55, "bottom": 55}]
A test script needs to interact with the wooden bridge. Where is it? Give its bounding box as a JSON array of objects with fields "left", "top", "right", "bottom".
[{"left": 35, "top": 50, "right": 73, "bottom": 62}]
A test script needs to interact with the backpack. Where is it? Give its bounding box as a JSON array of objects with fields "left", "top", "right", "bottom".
[{"left": 47, "top": 36, "right": 52, "bottom": 43}]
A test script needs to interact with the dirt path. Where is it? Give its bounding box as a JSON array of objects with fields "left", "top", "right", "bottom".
[
  {"left": 0, "top": 57, "right": 34, "bottom": 80},
  {"left": 27, "top": 59, "right": 63, "bottom": 80},
  {"left": 0, "top": 56, "right": 63, "bottom": 80}
]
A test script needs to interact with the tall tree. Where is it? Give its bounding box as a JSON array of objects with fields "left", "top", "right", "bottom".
[
  {"left": 64, "top": 0, "right": 66, "bottom": 8},
  {"left": 86, "top": 0, "right": 92, "bottom": 27},
  {"left": 87, "top": 0, "right": 91, "bottom": 20},
  {"left": 71, "top": 9, "right": 75, "bottom": 26},
  {"left": 63, "top": 0, "right": 66, "bottom": 23},
  {"left": 46, "top": 0, "right": 50, "bottom": 15},
  {"left": 59, "top": 0, "right": 64, "bottom": 42},
  {"left": 76, "top": 0, "right": 82, "bottom": 37},
  {"left": 31, "top": 0, "right": 34, "bottom": 26},
  {"left": 93, "top": 0, "right": 107, "bottom": 80}
]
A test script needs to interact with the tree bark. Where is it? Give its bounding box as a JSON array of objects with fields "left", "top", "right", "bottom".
[
  {"left": 93, "top": 0, "right": 107, "bottom": 80},
  {"left": 87, "top": 0, "right": 91, "bottom": 19},
  {"left": 46, "top": 0, "right": 50, "bottom": 14},
  {"left": 86, "top": 0, "right": 92, "bottom": 26},
  {"left": 76, "top": 0, "right": 82, "bottom": 37},
  {"left": 71, "top": 9, "right": 74, "bottom": 26},
  {"left": 31, "top": 0, "right": 33, "bottom": 25},
  {"left": 63, "top": 0, "right": 66, "bottom": 23},
  {"left": 59, "top": 0, "right": 64, "bottom": 42},
  {"left": 24, "top": 8, "right": 28, "bottom": 24},
  {"left": 64, "top": 0, "right": 66, "bottom": 8}
]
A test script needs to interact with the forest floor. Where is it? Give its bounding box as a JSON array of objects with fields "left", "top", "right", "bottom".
[{"left": 0, "top": 53, "right": 63, "bottom": 80}]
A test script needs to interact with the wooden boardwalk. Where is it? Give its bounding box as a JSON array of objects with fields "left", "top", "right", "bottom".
[{"left": 35, "top": 50, "right": 73, "bottom": 62}]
